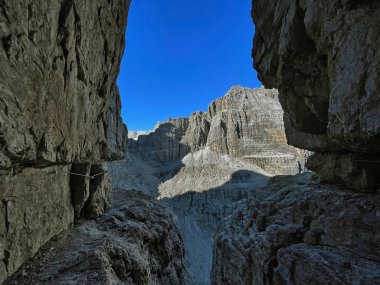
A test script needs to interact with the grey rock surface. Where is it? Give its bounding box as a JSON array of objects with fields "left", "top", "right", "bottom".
[
  {"left": 109, "top": 147, "right": 271, "bottom": 285},
  {"left": 0, "top": 0, "right": 128, "bottom": 167},
  {"left": 252, "top": 0, "right": 380, "bottom": 190},
  {"left": 0, "top": 0, "right": 129, "bottom": 282},
  {"left": 211, "top": 173, "right": 380, "bottom": 285},
  {"left": 4, "top": 189, "right": 185, "bottom": 285},
  {"left": 159, "top": 148, "right": 271, "bottom": 285},
  {"left": 110, "top": 86, "right": 309, "bottom": 284},
  {"left": 128, "top": 118, "right": 190, "bottom": 166},
  {"left": 0, "top": 165, "right": 74, "bottom": 282},
  {"left": 205, "top": 86, "right": 307, "bottom": 175},
  {"left": 130, "top": 86, "right": 308, "bottom": 176}
]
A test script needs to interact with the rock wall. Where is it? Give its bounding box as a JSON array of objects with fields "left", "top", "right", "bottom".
[
  {"left": 212, "top": 174, "right": 380, "bottom": 285},
  {"left": 4, "top": 189, "right": 185, "bottom": 285},
  {"left": 130, "top": 86, "right": 307, "bottom": 176},
  {"left": 128, "top": 118, "right": 190, "bottom": 166},
  {"left": 211, "top": 1, "right": 380, "bottom": 284},
  {"left": 204, "top": 86, "right": 307, "bottom": 175},
  {"left": 252, "top": 0, "right": 380, "bottom": 191},
  {"left": 115, "top": 86, "right": 309, "bottom": 284},
  {"left": 109, "top": 146, "right": 271, "bottom": 285},
  {"left": 0, "top": 0, "right": 129, "bottom": 282}
]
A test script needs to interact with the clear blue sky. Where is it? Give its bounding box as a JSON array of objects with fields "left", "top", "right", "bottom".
[{"left": 117, "top": 0, "right": 261, "bottom": 131}]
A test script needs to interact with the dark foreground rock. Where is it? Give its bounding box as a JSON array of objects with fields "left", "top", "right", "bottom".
[
  {"left": 4, "top": 189, "right": 185, "bottom": 285},
  {"left": 211, "top": 173, "right": 380, "bottom": 285},
  {"left": 0, "top": 0, "right": 129, "bottom": 281}
]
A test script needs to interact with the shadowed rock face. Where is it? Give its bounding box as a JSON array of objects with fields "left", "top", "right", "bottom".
[
  {"left": 252, "top": 0, "right": 380, "bottom": 191},
  {"left": 211, "top": 2, "right": 380, "bottom": 284},
  {"left": 212, "top": 174, "right": 380, "bottom": 285},
  {"left": 0, "top": 0, "right": 129, "bottom": 282},
  {"left": 4, "top": 190, "right": 185, "bottom": 285}
]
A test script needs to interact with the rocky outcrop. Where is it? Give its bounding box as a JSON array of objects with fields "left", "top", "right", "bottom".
[
  {"left": 0, "top": 0, "right": 129, "bottom": 282},
  {"left": 116, "top": 86, "right": 308, "bottom": 284},
  {"left": 130, "top": 86, "right": 307, "bottom": 176},
  {"left": 252, "top": 0, "right": 380, "bottom": 191},
  {"left": 109, "top": 146, "right": 271, "bottom": 285},
  {"left": 211, "top": 2, "right": 380, "bottom": 284},
  {"left": 128, "top": 118, "right": 190, "bottom": 166},
  {"left": 204, "top": 87, "right": 307, "bottom": 175},
  {"left": 211, "top": 173, "right": 380, "bottom": 284},
  {"left": 4, "top": 189, "right": 185, "bottom": 285}
]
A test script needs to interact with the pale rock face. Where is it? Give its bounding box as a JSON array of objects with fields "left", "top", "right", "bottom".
[
  {"left": 205, "top": 87, "right": 307, "bottom": 175},
  {"left": 158, "top": 148, "right": 271, "bottom": 285},
  {"left": 128, "top": 118, "right": 190, "bottom": 166},
  {"left": 184, "top": 111, "right": 210, "bottom": 152},
  {"left": 252, "top": 0, "right": 380, "bottom": 191},
  {"left": 130, "top": 86, "right": 308, "bottom": 176},
  {"left": 0, "top": 0, "right": 129, "bottom": 282}
]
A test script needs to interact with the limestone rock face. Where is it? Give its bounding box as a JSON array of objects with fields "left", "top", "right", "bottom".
[
  {"left": 0, "top": 0, "right": 129, "bottom": 282},
  {"left": 4, "top": 189, "right": 185, "bottom": 285},
  {"left": 252, "top": 0, "right": 380, "bottom": 190},
  {"left": 185, "top": 111, "right": 210, "bottom": 152},
  {"left": 205, "top": 87, "right": 307, "bottom": 175},
  {"left": 130, "top": 86, "right": 307, "bottom": 176},
  {"left": 128, "top": 118, "right": 190, "bottom": 166},
  {"left": 211, "top": 174, "right": 380, "bottom": 284}
]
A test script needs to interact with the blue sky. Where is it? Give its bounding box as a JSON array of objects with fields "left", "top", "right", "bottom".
[{"left": 117, "top": 0, "right": 261, "bottom": 131}]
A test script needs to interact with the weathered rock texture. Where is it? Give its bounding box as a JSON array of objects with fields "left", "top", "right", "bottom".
[
  {"left": 211, "top": 2, "right": 380, "bottom": 283},
  {"left": 0, "top": 0, "right": 129, "bottom": 282},
  {"left": 4, "top": 189, "right": 185, "bottom": 285},
  {"left": 129, "top": 86, "right": 307, "bottom": 176},
  {"left": 109, "top": 146, "right": 271, "bottom": 285},
  {"left": 252, "top": 0, "right": 380, "bottom": 191},
  {"left": 111, "top": 86, "right": 310, "bottom": 284},
  {"left": 159, "top": 149, "right": 271, "bottom": 285},
  {"left": 128, "top": 118, "right": 190, "bottom": 166},
  {"left": 205, "top": 86, "right": 307, "bottom": 175},
  {"left": 212, "top": 173, "right": 380, "bottom": 284}
]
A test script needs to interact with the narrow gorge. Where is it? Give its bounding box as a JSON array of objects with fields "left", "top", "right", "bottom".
[{"left": 1, "top": 0, "right": 379, "bottom": 285}]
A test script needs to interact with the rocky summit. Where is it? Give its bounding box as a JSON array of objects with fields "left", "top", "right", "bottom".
[{"left": 1, "top": 0, "right": 379, "bottom": 284}]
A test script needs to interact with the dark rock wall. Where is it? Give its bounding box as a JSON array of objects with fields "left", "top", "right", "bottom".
[
  {"left": 0, "top": 0, "right": 128, "bottom": 166},
  {"left": 0, "top": 0, "right": 129, "bottom": 282},
  {"left": 211, "top": 2, "right": 380, "bottom": 284},
  {"left": 212, "top": 174, "right": 380, "bottom": 285},
  {"left": 252, "top": 0, "right": 380, "bottom": 191}
]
